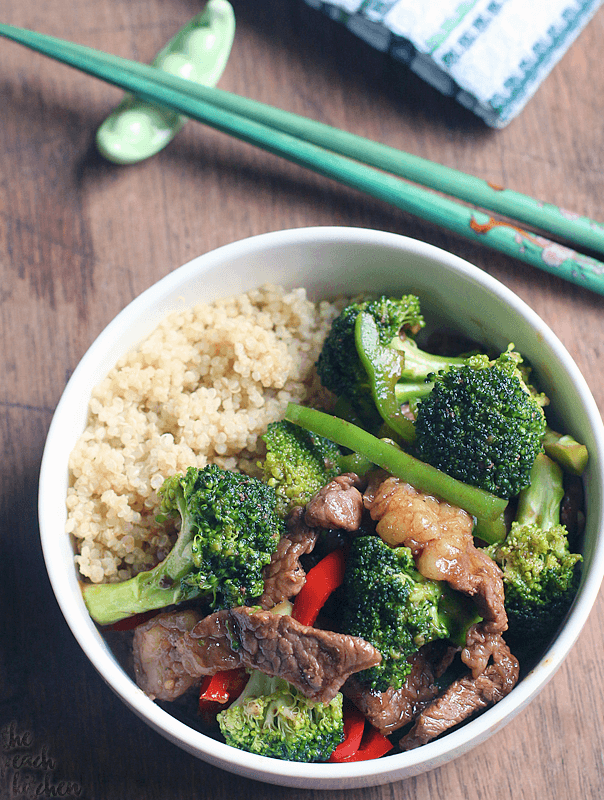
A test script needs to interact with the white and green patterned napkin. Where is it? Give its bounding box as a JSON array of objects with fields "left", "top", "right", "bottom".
[{"left": 304, "top": 0, "right": 602, "bottom": 127}]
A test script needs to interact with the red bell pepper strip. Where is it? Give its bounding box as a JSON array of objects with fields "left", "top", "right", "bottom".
[
  {"left": 199, "top": 668, "right": 249, "bottom": 706},
  {"left": 334, "top": 724, "right": 393, "bottom": 763},
  {"left": 328, "top": 702, "right": 366, "bottom": 762},
  {"left": 292, "top": 547, "right": 346, "bottom": 627},
  {"left": 104, "top": 610, "right": 159, "bottom": 631}
]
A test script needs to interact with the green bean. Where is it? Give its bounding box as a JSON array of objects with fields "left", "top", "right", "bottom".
[
  {"left": 355, "top": 312, "right": 416, "bottom": 443},
  {"left": 285, "top": 402, "right": 508, "bottom": 540},
  {"left": 96, "top": 0, "right": 235, "bottom": 164}
]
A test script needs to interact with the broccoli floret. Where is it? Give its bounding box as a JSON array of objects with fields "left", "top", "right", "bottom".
[
  {"left": 81, "top": 465, "right": 284, "bottom": 625},
  {"left": 317, "top": 295, "right": 425, "bottom": 396},
  {"left": 176, "top": 465, "right": 285, "bottom": 607},
  {"left": 502, "top": 354, "right": 589, "bottom": 474},
  {"left": 414, "top": 347, "right": 546, "bottom": 499},
  {"left": 316, "top": 295, "right": 426, "bottom": 423},
  {"left": 338, "top": 535, "right": 480, "bottom": 693},
  {"left": 285, "top": 402, "right": 509, "bottom": 543},
  {"left": 260, "top": 420, "right": 342, "bottom": 516},
  {"left": 217, "top": 670, "right": 344, "bottom": 762},
  {"left": 317, "top": 295, "right": 476, "bottom": 436},
  {"left": 486, "top": 454, "right": 582, "bottom": 647}
]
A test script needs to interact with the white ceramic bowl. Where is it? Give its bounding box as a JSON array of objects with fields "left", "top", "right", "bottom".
[{"left": 38, "top": 227, "right": 604, "bottom": 789}]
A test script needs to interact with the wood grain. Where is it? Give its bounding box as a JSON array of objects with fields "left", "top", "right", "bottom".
[{"left": 1, "top": 1, "right": 602, "bottom": 798}]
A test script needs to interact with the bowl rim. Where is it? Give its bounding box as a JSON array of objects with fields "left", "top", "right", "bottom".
[{"left": 38, "top": 226, "right": 604, "bottom": 788}]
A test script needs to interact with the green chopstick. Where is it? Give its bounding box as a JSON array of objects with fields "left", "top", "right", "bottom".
[{"left": 2, "top": 23, "right": 604, "bottom": 297}]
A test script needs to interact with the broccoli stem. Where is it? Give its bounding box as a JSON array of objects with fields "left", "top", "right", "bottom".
[
  {"left": 394, "top": 380, "right": 434, "bottom": 406},
  {"left": 285, "top": 403, "right": 507, "bottom": 538},
  {"left": 542, "top": 426, "right": 589, "bottom": 476},
  {"left": 226, "top": 669, "right": 282, "bottom": 709},
  {"left": 82, "top": 564, "right": 189, "bottom": 626},
  {"left": 473, "top": 513, "right": 507, "bottom": 545},
  {"left": 82, "top": 500, "right": 197, "bottom": 625},
  {"left": 515, "top": 453, "right": 564, "bottom": 530},
  {"left": 390, "top": 337, "right": 468, "bottom": 380}
]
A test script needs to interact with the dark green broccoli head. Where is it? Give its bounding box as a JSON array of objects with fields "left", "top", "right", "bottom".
[
  {"left": 261, "top": 420, "right": 342, "bottom": 516},
  {"left": 487, "top": 521, "right": 582, "bottom": 644},
  {"left": 339, "top": 535, "right": 479, "bottom": 693},
  {"left": 159, "top": 464, "right": 284, "bottom": 609},
  {"left": 217, "top": 671, "right": 344, "bottom": 762},
  {"left": 413, "top": 348, "right": 546, "bottom": 499},
  {"left": 316, "top": 295, "right": 425, "bottom": 414}
]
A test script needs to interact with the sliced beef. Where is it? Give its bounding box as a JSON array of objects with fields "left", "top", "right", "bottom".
[
  {"left": 399, "top": 631, "right": 519, "bottom": 751},
  {"left": 461, "top": 623, "right": 510, "bottom": 677},
  {"left": 132, "top": 609, "right": 206, "bottom": 701},
  {"left": 365, "top": 477, "right": 507, "bottom": 634},
  {"left": 343, "top": 642, "right": 458, "bottom": 735},
  {"left": 259, "top": 507, "right": 319, "bottom": 609},
  {"left": 133, "top": 607, "right": 382, "bottom": 704},
  {"left": 176, "top": 606, "right": 242, "bottom": 677},
  {"left": 197, "top": 607, "right": 381, "bottom": 703},
  {"left": 304, "top": 473, "right": 364, "bottom": 531}
]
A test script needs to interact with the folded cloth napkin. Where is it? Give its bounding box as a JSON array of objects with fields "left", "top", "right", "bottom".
[{"left": 304, "top": 0, "right": 602, "bottom": 127}]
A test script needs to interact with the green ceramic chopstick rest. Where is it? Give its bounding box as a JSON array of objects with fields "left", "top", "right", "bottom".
[{"left": 96, "top": 0, "right": 235, "bottom": 164}]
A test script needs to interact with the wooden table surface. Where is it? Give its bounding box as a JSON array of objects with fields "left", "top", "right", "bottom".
[{"left": 2, "top": 1, "right": 603, "bottom": 797}]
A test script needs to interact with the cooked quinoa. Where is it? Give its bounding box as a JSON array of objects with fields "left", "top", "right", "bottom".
[{"left": 67, "top": 284, "right": 344, "bottom": 585}]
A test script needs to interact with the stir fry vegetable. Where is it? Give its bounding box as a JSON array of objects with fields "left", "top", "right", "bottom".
[
  {"left": 82, "top": 465, "right": 284, "bottom": 624},
  {"left": 83, "top": 292, "right": 586, "bottom": 765}
]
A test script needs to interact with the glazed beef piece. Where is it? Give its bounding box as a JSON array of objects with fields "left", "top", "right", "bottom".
[
  {"left": 359, "top": 475, "right": 518, "bottom": 748},
  {"left": 133, "top": 607, "right": 382, "bottom": 704},
  {"left": 399, "top": 629, "right": 519, "bottom": 751},
  {"left": 366, "top": 477, "right": 508, "bottom": 635},
  {"left": 304, "top": 473, "right": 365, "bottom": 531},
  {"left": 132, "top": 609, "right": 207, "bottom": 701},
  {"left": 259, "top": 507, "right": 319, "bottom": 609},
  {"left": 343, "top": 642, "right": 458, "bottom": 735},
  {"left": 224, "top": 607, "right": 381, "bottom": 703}
]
